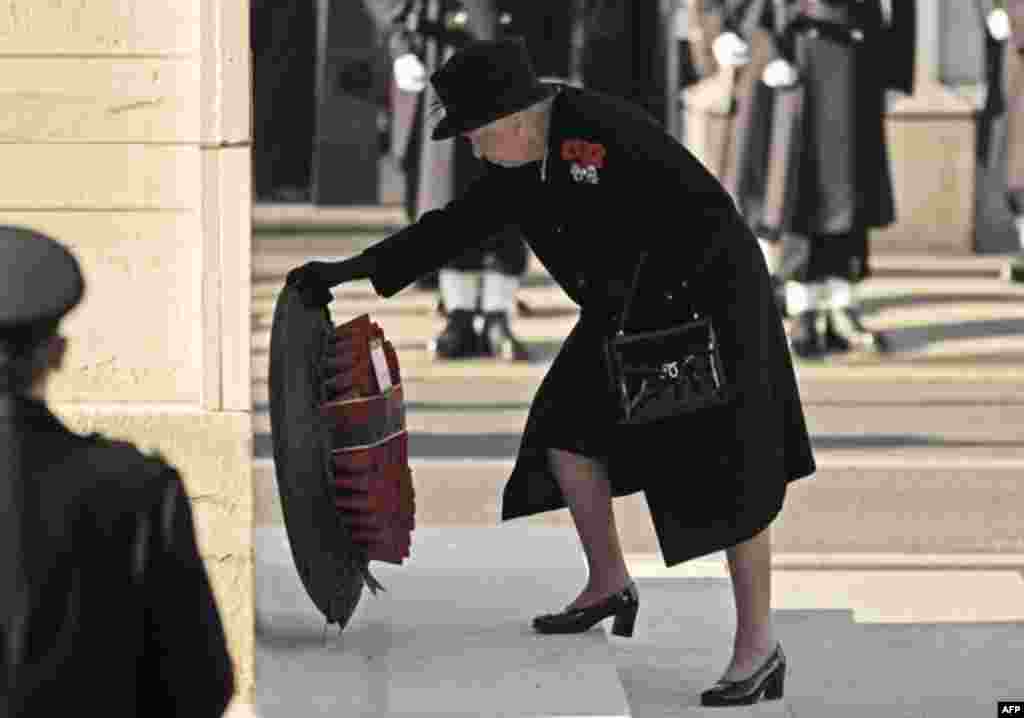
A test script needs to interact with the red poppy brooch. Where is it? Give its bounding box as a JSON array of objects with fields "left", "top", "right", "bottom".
[{"left": 561, "top": 139, "right": 606, "bottom": 185}]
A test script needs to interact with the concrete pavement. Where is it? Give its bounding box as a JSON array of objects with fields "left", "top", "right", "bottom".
[{"left": 251, "top": 204, "right": 1024, "bottom": 717}]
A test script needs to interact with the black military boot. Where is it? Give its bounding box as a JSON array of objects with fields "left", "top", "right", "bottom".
[
  {"left": 429, "top": 309, "right": 483, "bottom": 360},
  {"left": 1002, "top": 254, "right": 1024, "bottom": 283},
  {"left": 828, "top": 306, "right": 889, "bottom": 353},
  {"left": 789, "top": 310, "right": 827, "bottom": 359},
  {"left": 482, "top": 311, "right": 531, "bottom": 361},
  {"left": 823, "top": 310, "right": 851, "bottom": 354}
]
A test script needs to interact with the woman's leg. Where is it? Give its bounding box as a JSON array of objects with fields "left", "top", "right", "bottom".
[
  {"left": 721, "top": 523, "right": 778, "bottom": 681},
  {"left": 547, "top": 448, "right": 632, "bottom": 608}
]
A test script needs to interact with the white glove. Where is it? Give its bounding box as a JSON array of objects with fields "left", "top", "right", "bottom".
[
  {"left": 762, "top": 58, "right": 799, "bottom": 88},
  {"left": 712, "top": 31, "right": 751, "bottom": 68},
  {"left": 393, "top": 53, "right": 427, "bottom": 93},
  {"left": 988, "top": 7, "right": 1012, "bottom": 42}
]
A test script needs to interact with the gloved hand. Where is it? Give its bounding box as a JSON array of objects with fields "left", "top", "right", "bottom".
[
  {"left": 394, "top": 52, "right": 427, "bottom": 93},
  {"left": 286, "top": 254, "right": 376, "bottom": 307},
  {"left": 762, "top": 58, "right": 799, "bottom": 88},
  {"left": 988, "top": 7, "right": 1012, "bottom": 42},
  {"left": 712, "top": 31, "right": 751, "bottom": 68}
]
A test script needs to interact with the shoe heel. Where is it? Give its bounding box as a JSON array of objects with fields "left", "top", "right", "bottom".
[
  {"left": 762, "top": 664, "right": 785, "bottom": 700},
  {"left": 610, "top": 605, "right": 638, "bottom": 638}
]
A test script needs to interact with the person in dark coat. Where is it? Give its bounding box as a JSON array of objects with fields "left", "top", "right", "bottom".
[
  {"left": 580, "top": 0, "right": 669, "bottom": 125},
  {"left": 976, "top": 0, "right": 1024, "bottom": 283},
  {"left": 0, "top": 226, "right": 235, "bottom": 717},
  {"left": 377, "top": 0, "right": 573, "bottom": 360},
  {"left": 688, "top": 0, "right": 803, "bottom": 313},
  {"left": 287, "top": 38, "right": 816, "bottom": 707},
  {"left": 250, "top": 0, "right": 317, "bottom": 201},
  {"left": 741, "top": 0, "right": 915, "bottom": 358}
]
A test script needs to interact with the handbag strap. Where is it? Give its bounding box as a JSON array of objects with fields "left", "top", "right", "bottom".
[
  {"left": 617, "top": 227, "right": 732, "bottom": 336},
  {"left": 615, "top": 252, "right": 647, "bottom": 336}
]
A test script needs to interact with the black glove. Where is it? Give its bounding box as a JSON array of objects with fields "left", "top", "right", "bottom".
[{"left": 285, "top": 254, "right": 376, "bottom": 307}]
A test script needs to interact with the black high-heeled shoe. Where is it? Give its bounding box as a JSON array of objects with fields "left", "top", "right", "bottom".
[
  {"left": 532, "top": 581, "right": 639, "bottom": 638},
  {"left": 700, "top": 642, "right": 786, "bottom": 707}
]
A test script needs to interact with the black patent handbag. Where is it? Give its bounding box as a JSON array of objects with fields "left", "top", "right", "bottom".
[{"left": 604, "top": 253, "right": 732, "bottom": 425}]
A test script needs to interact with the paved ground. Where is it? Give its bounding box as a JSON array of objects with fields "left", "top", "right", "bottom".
[{"left": 251, "top": 203, "right": 1024, "bottom": 717}]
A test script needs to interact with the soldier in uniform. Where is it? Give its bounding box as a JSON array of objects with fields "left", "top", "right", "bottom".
[
  {"left": 251, "top": 0, "right": 317, "bottom": 202},
  {"left": 735, "top": 0, "right": 915, "bottom": 359},
  {"left": 288, "top": 38, "right": 817, "bottom": 707},
  {"left": 1, "top": 227, "right": 235, "bottom": 716},
  {"left": 976, "top": 0, "right": 1024, "bottom": 283},
  {"left": 688, "top": 0, "right": 799, "bottom": 306},
  {"left": 377, "top": 0, "right": 571, "bottom": 360},
  {"left": 580, "top": 0, "right": 669, "bottom": 125}
]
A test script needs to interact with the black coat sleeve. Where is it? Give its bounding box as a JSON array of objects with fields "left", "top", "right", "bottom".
[
  {"left": 140, "top": 471, "right": 235, "bottom": 717},
  {"left": 362, "top": 165, "right": 526, "bottom": 297}
]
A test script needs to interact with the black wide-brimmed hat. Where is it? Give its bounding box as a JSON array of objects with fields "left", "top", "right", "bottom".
[{"left": 430, "top": 37, "right": 556, "bottom": 141}]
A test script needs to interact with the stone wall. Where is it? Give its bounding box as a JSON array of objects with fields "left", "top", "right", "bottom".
[{"left": 0, "top": 0, "right": 254, "bottom": 705}]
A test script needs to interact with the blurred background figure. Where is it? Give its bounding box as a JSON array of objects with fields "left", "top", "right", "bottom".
[
  {"left": 976, "top": 0, "right": 1024, "bottom": 283},
  {"left": 579, "top": 0, "right": 670, "bottom": 125},
  {"left": 697, "top": 0, "right": 914, "bottom": 360},
  {"left": 687, "top": 0, "right": 789, "bottom": 301},
  {"left": 1, "top": 227, "right": 235, "bottom": 717},
  {"left": 374, "top": 0, "right": 573, "bottom": 361},
  {"left": 250, "top": 0, "right": 317, "bottom": 202}
]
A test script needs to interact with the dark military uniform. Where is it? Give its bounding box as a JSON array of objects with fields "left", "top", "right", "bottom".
[
  {"left": 580, "top": 0, "right": 669, "bottom": 125},
  {"left": 1, "top": 227, "right": 234, "bottom": 717},
  {"left": 360, "top": 84, "right": 816, "bottom": 566},
  {"left": 376, "top": 0, "right": 573, "bottom": 358},
  {"left": 689, "top": 0, "right": 780, "bottom": 219},
  {"left": 739, "top": 0, "right": 915, "bottom": 356},
  {"left": 976, "top": 0, "right": 1024, "bottom": 281},
  {"left": 250, "top": 0, "right": 317, "bottom": 201}
]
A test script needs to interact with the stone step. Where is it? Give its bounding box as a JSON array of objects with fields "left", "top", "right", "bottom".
[
  {"left": 255, "top": 522, "right": 1024, "bottom": 717},
  {"left": 255, "top": 456, "right": 1024, "bottom": 555},
  {"left": 256, "top": 525, "right": 635, "bottom": 717},
  {"left": 256, "top": 524, "right": 804, "bottom": 717}
]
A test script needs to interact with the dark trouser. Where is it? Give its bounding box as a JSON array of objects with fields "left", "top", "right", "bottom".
[{"left": 801, "top": 225, "right": 869, "bottom": 284}]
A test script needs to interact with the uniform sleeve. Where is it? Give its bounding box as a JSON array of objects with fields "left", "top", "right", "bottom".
[
  {"left": 142, "top": 470, "right": 235, "bottom": 717},
  {"left": 363, "top": 167, "right": 524, "bottom": 297},
  {"left": 688, "top": 0, "right": 726, "bottom": 76}
]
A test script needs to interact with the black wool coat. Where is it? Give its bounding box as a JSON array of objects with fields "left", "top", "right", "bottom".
[
  {"left": 2, "top": 397, "right": 235, "bottom": 717},
  {"left": 364, "top": 85, "right": 816, "bottom": 566}
]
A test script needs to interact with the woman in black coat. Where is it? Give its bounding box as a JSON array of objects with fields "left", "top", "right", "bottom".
[{"left": 288, "top": 37, "right": 816, "bottom": 708}]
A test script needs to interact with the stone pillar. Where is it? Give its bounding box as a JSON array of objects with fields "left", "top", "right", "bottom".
[
  {"left": 875, "top": 0, "right": 979, "bottom": 254},
  {"left": 0, "top": 0, "right": 255, "bottom": 708}
]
